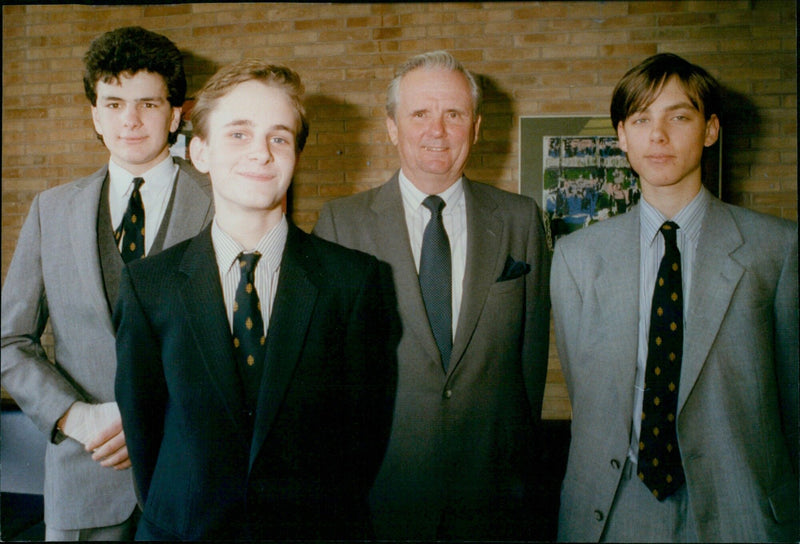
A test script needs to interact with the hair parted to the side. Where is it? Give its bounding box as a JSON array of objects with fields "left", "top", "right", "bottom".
[
  {"left": 610, "top": 52, "right": 722, "bottom": 130},
  {"left": 386, "top": 50, "right": 482, "bottom": 120},
  {"left": 83, "top": 26, "right": 187, "bottom": 145},
  {"left": 191, "top": 59, "right": 309, "bottom": 152}
]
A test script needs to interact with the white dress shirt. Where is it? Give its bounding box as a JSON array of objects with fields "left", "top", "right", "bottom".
[
  {"left": 212, "top": 215, "right": 288, "bottom": 334},
  {"left": 398, "top": 170, "right": 467, "bottom": 339},
  {"left": 628, "top": 188, "right": 709, "bottom": 465},
  {"left": 108, "top": 157, "right": 177, "bottom": 256}
]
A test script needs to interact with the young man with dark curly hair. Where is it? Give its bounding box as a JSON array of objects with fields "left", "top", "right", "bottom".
[{"left": 1, "top": 26, "right": 213, "bottom": 540}]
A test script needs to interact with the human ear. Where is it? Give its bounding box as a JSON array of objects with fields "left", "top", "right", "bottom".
[
  {"left": 703, "top": 114, "right": 720, "bottom": 147},
  {"left": 189, "top": 136, "right": 210, "bottom": 173},
  {"left": 386, "top": 116, "right": 399, "bottom": 146},
  {"left": 169, "top": 107, "right": 182, "bottom": 134},
  {"left": 616, "top": 121, "right": 629, "bottom": 152}
]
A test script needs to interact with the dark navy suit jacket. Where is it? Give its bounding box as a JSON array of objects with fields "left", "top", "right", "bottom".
[{"left": 115, "top": 222, "right": 398, "bottom": 540}]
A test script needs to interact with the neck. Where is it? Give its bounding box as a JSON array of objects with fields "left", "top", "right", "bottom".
[
  {"left": 406, "top": 172, "right": 461, "bottom": 196},
  {"left": 641, "top": 182, "right": 702, "bottom": 220},
  {"left": 215, "top": 207, "right": 283, "bottom": 251}
]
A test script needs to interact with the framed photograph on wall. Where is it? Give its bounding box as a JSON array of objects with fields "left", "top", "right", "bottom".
[{"left": 520, "top": 116, "right": 721, "bottom": 249}]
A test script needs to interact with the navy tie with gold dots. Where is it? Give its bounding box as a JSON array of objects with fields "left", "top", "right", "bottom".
[
  {"left": 233, "top": 252, "right": 266, "bottom": 409},
  {"left": 638, "top": 221, "right": 685, "bottom": 500},
  {"left": 114, "top": 177, "right": 145, "bottom": 263}
]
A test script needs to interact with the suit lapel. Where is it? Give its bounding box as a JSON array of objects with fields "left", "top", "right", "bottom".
[
  {"left": 592, "top": 210, "right": 642, "bottom": 428},
  {"left": 68, "top": 168, "right": 114, "bottom": 330},
  {"left": 678, "top": 198, "right": 744, "bottom": 412},
  {"left": 249, "top": 224, "right": 318, "bottom": 468},
  {"left": 162, "top": 158, "right": 213, "bottom": 249},
  {"left": 177, "top": 230, "right": 250, "bottom": 432},
  {"left": 449, "top": 179, "right": 504, "bottom": 370},
  {"left": 370, "top": 175, "right": 443, "bottom": 364}
]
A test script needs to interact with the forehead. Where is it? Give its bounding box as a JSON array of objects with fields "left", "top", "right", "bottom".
[
  {"left": 210, "top": 80, "right": 298, "bottom": 128},
  {"left": 636, "top": 76, "right": 700, "bottom": 113},
  {"left": 398, "top": 67, "right": 473, "bottom": 108},
  {"left": 95, "top": 70, "right": 168, "bottom": 98}
]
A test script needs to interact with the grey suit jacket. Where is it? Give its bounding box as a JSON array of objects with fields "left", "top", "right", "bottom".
[
  {"left": 314, "top": 173, "right": 551, "bottom": 540},
  {"left": 552, "top": 193, "right": 798, "bottom": 542},
  {"left": 1, "top": 157, "right": 212, "bottom": 531}
]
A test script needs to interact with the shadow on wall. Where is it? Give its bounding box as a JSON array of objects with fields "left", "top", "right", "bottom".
[
  {"left": 291, "top": 93, "right": 375, "bottom": 226},
  {"left": 182, "top": 51, "right": 220, "bottom": 101},
  {"left": 466, "top": 74, "right": 515, "bottom": 181},
  {"left": 718, "top": 87, "right": 761, "bottom": 204}
]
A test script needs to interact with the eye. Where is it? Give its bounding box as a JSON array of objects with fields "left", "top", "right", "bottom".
[{"left": 106, "top": 102, "right": 120, "bottom": 109}]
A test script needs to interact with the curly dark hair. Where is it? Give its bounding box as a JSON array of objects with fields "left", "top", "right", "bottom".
[{"left": 83, "top": 26, "right": 186, "bottom": 144}]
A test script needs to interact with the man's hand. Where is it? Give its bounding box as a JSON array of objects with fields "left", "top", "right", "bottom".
[
  {"left": 59, "top": 401, "right": 131, "bottom": 470},
  {"left": 86, "top": 418, "right": 131, "bottom": 470}
]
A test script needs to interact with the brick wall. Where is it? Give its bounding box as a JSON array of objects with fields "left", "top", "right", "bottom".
[{"left": 3, "top": 2, "right": 796, "bottom": 419}]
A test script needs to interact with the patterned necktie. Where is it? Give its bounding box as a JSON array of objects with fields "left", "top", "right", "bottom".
[
  {"left": 233, "top": 252, "right": 267, "bottom": 409},
  {"left": 419, "top": 195, "right": 452, "bottom": 372},
  {"left": 638, "top": 221, "right": 685, "bottom": 500},
  {"left": 114, "top": 177, "right": 146, "bottom": 263}
]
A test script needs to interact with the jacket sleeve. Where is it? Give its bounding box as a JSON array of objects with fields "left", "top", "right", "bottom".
[
  {"left": 1, "top": 194, "right": 85, "bottom": 441},
  {"left": 340, "top": 256, "right": 399, "bottom": 492},
  {"left": 522, "top": 197, "right": 551, "bottom": 422},
  {"left": 774, "top": 226, "right": 798, "bottom": 466},
  {"left": 114, "top": 266, "right": 168, "bottom": 504}
]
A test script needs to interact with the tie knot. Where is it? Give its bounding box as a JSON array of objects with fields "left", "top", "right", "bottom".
[
  {"left": 422, "top": 195, "right": 446, "bottom": 216},
  {"left": 660, "top": 221, "right": 679, "bottom": 247},
  {"left": 132, "top": 177, "right": 145, "bottom": 191},
  {"left": 237, "top": 252, "right": 262, "bottom": 276}
]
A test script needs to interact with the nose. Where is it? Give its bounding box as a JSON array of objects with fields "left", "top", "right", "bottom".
[
  {"left": 428, "top": 115, "right": 446, "bottom": 136},
  {"left": 248, "top": 138, "right": 273, "bottom": 163},
  {"left": 121, "top": 104, "right": 142, "bottom": 128},
  {"left": 649, "top": 118, "right": 667, "bottom": 143}
]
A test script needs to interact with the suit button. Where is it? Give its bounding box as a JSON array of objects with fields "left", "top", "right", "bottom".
[
  {"left": 444, "top": 389, "right": 452, "bottom": 399},
  {"left": 594, "top": 510, "right": 604, "bottom": 521},
  {"left": 610, "top": 459, "right": 620, "bottom": 470}
]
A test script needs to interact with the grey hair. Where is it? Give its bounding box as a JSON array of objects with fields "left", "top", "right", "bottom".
[{"left": 385, "top": 50, "right": 482, "bottom": 119}]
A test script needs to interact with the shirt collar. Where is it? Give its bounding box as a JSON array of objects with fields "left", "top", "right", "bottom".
[
  {"left": 212, "top": 215, "right": 288, "bottom": 275},
  {"left": 108, "top": 155, "right": 176, "bottom": 196},
  {"left": 398, "top": 169, "right": 464, "bottom": 214},
  {"left": 640, "top": 187, "right": 710, "bottom": 247}
]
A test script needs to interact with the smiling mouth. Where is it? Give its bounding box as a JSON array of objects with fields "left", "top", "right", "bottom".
[
  {"left": 239, "top": 171, "right": 276, "bottom": 181},
  {"left": 646, "top": 154, "right": 675, "bottom": 162}
]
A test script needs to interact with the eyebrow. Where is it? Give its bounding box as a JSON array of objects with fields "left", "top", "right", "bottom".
[
  {"left": 664, "top": 102, "right": 698, "bottom": 111},
  {"left": 97, "top": 95, "right": 167, "bottom": 103},
  {"left": 222, "top": 119, "right": 296, "bottom": 133}
]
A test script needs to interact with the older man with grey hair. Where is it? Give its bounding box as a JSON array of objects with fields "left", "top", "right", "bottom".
[{"left": 314, "top": 50, "right": 551, "bottom": 541}]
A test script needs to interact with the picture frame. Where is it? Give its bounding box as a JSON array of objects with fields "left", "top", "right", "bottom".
[{"left": 519, "top": 115, "right": 721, "bottom": 249}]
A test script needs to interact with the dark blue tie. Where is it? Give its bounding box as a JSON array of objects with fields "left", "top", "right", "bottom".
[
  {"left": 233, "top": 252, "right": 266, "bottom": 409},
  {"left": 638, "top": 221, "right": 685, "bottom": 500},
  {"left": 114, "top": 177, "right": 145, "bottom": 262},
  {"left": 419, "top": 195, "right": 452, "bottom": 372}
]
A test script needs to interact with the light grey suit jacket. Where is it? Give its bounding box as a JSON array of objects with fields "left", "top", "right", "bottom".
[
  {"left": 552, "top": 193, "right": 798, "bottom": 542},
  {"left": 314, "top": 173, "right": 551, "bottom": 540},
  {"left": 1, "top": 157, "right": 212, "bottom": 531}
]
